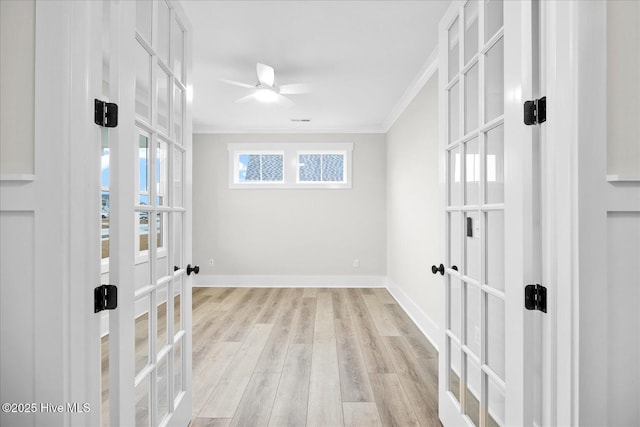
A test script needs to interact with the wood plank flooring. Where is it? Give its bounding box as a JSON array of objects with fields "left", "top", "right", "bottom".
[{"left": 190, "top": 287, "right": 440, "bottom": 427}]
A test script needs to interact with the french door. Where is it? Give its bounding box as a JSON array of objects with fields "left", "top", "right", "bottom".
[
  {"left": 438, "top": 1, "right": 538, "bottom": 426},
  {"left": 103, "top": 1, "right": 193, "bottom": 426}
]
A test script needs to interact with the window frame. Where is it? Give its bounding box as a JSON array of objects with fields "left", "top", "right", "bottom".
[{"left": 227, "top": 142, "right": 353, "bottom": 189}]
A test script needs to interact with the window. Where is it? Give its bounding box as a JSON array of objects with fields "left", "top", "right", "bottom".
[
  {"left": 228, "top": 142, "right": 352, "bottom": 189},
  {"left": 297, "top": 152, "right": 346, "bottom": 183},
  {"left": 235, "top": 153, "right": 284, "bottom": 183}
]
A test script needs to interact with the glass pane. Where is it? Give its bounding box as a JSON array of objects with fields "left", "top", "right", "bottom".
[
  {"left": 101, "top": 131, "right": 110, "bottom": 259},
  {"left": 156, "top": 141, "right": 169, "bottom": 206},
  {"left": 157, "top": 67, "right": 170, "bottom": 134},
  {"left": 449, "top": 146, "right": 461, "bottom": 206},
  {"left": 157, "top": 354, "right": 169, "bottom": 423},
  {"left": 157, "top": 293, "right": 168, "bottom": 349},
  {"left": 486, "top": 125, "right": 504, "bottom": 203},
  {"left": 174, "top": 338, "right": 183, "bottom": 401},
  {"left": 465, "top": 355, "right": 481, "bottom": 426},
  {"left": 450, "top": 211, "right": 462, "bottom": 270},
  {"left": 449, "top": 338, "right": 462, "bottom": 403},
  {"left": 465, "top": 211, "right": 481, "bottom": 280},
  {"left": 101, "top": 334, "right": 109, "bottom": 427},
  {"left": 101, "top": 190, "right": 110, "bottom": 259},
  {"left": 262, "top": 154, "right": 284, "bottom": 181},
  {"left": 299, "top": 154, "right": 321, "bottom": 182},
  {"left": 487, "top": 293, "right": 505, "bottom": 380},
  {"left": 173, "top": 213, "right": 183, "bottom": 269},
  {"left": 172, "top": 18, "right": 184, "bottom": 81},
  {"left": 135, "top": 0, "right": 152, "bottom": 43},
  {"left": 173, "top": 84, "right": 184, "bottom": 143},
  {"left": 485, "top": 37, "right": 504, "bottom": 123},
  {"left": 465, "top": 138, "right": 480, "bottom": 205},
  {"left": 322, "top": 154, "right": 344, "bottom": 182},
  {"left": 449, "top": 82, "right": 460, "bottom": 143},
  {"left": 465, "top": 283, "right": 481, "bottom": 357},
  {"left": 450, "top": 276, "right": 462, "bottom": 339},
  {"left": 135, "top": 304, "right": 149, "bottom": 375},
  {"left": 465, "top": 63, "right": 479, "bottom": 134},
  {"left": 135, "top": 227, "right": 151, "bottom": 291},
  {"left": 487, "top": 375, "right": 505, "bottom": 427},
  {"left": 135, "top": 42, "right": 151, "bottom": 121},
  {"left": 464, "top": 0, "right": 479, "bottom": 64},
  {"left": 138, "top": 211, "right": 151, "bottom": 253},
  {"left": 174, "top": 277, "right": 182, "bottom": 334},
  {"left": 138, "top": 134, "right": 150, "bottom": 205},
  {"left": 135, "top": 374, "right": 150, "bottom": 427},
  {"left": 485, "top": 0, "right": 504, "bottom": 41},
  {"left": 448, "top": 17, "right": 459, "bottom": 81},
  {"left": 156, "top": 212, "right": 168, "bottom": 276},
  {"left": 486, "top": 210, "right": 505, "bottom": 291},
  {"left": 157, "top": 0, "right": 170, "bottom": 65},
  {"left": 173, "top": 148, "right": 184, "bottom": 207},
  {"left": 101, "top": 0, "right": 111, "bottom": 98},
  {"left": 101, "top": 130, "right": 110, "bottom": 188}
]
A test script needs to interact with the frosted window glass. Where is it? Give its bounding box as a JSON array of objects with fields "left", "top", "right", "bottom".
[
  {"left": 299, "top": 154, "right": 344, "bottom": 182},
  {"left": 240, "top": 154, "right": 284, "bottom": 182}
]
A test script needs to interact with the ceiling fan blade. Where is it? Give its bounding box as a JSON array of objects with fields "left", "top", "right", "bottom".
[
  {"left": 235, "top": 93, "right": 258, "bottom": 104},
  {"left": 274, "top": 94, "right": 295, "bottom": 108},
  {"left": 279, "top": 83, "right": 311, "bottom": 95},
  {"left": 219, "top": 78, "right": 255, "bottom": 89},
  {"left": 256, "top": 63, "right": 275, "bottom": 87}
]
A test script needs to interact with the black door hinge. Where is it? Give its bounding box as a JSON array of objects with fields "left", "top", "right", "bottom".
[
  {"left": 94, "top": 284, "right": 118, "bottom": 313},
  {"left": 525, "top": 284, "right": 547, "bottom": 313},
  {"left": 524, "top": 96, "right": 546, "bottom": 125},
  {"left": 94, "top": 99, "right": 118, "bottom": 127}
]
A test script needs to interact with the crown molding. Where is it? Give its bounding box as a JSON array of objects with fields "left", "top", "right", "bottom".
[{"left": 381, "top": 46, "right": 439, "bottom": 132}]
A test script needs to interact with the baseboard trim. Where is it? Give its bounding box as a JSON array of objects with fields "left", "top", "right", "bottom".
[
  {"left": 385, "top": 278, "right": 440, "bottom": 351},
  {"left": 194, "top": 274, "right": 387, "bottom": 288}
]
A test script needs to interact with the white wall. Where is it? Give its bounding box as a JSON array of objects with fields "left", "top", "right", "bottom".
[
  {"left": 192, "top": 133, "right": 387, "bottom": 279},
  {"left": 603, "top": 3, "right": 640, "bottom": 425},
  {"left": 0, "top": 0, "right": 35, "bottom": 175},
  {"left": 607, "top": 0, "right": 640, "bottom": 178},
  {"left": 386, "top": 74, "right": 440, "bottom": 339}
]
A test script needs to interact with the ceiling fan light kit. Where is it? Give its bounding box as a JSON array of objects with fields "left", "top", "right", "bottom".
[{"left": 221, "top": 62, "right": 309, "bottom": 107}]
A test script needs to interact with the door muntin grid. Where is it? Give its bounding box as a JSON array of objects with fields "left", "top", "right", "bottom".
[
  {"left": 444, "top": 1, "right": 506, "bottom": 426},
  {"left": 133, "top": 1, "right": 187, "bottom": 425}
]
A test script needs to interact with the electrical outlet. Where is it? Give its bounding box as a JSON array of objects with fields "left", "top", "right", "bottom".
[
  {"left": 353, "top": 259, "right": 360, "bottom": 268},
  {"left": 208, "top": 258, "right": 214, "bottom": 267}
]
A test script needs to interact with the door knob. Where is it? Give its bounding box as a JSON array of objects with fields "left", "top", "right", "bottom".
[
  {"left": 431, "top": 264, "right": 445, "bottom": 275},
  {"left": 187, "top": 264, "right": 200, "bottom": 276}
]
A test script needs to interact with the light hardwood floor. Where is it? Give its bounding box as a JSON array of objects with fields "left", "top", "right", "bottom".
[
  {"left": 189, "top": 287, "right": 440, "bottom": 427},
  {"left": 101, "top": 287, "right": 441, "bottom": 426}
]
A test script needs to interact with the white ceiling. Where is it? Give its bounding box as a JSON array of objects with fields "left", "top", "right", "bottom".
[{"left": 181, "top": 0, "right": 450, "bottom": 133}]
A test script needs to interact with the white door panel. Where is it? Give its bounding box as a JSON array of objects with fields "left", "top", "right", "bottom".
[
  {"left": 438, "top": 1, "right": 538, "bottom": 425},
  {"left": 101, "top": 1, "right": 192, "bottom": 426}
]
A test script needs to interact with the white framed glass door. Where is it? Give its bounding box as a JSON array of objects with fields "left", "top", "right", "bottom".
[
  {"left": 438, "top": 1, "right": 536, "bottom": 425},
  {"left": 104, "top": 1, "right": 192, "bottom": 426}
]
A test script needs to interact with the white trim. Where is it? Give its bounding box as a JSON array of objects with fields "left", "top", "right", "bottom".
[
  {"left": 195, "top": 126, "right": 387, "bottom": 135},
  {"left": 227, "top": 141, "right": 353, "bottom": 189},
  {"left": 0, "top": 174, "right": 35, "bottom": 182},
  {"left": 606, "top": 174, "right": 640, "bottom": 182},
  {"left": 194, "top": 274, "right": 386, "bottom": 288},
  {"left": 385, "top": 279, "right": 439, "bottom": 351},
  {"left": 382, "top": 46, "right": 439, "bottom": 132}
]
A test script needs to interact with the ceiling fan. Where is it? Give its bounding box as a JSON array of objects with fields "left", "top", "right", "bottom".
[{"left": 220, "top": 63, "right": 309, "bottom": 107}]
